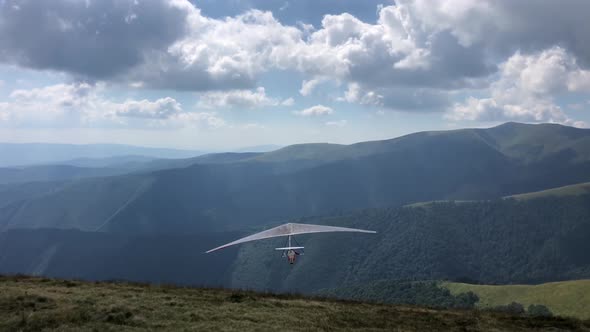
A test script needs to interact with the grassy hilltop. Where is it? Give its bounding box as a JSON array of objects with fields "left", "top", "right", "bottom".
[
  {"left": 445, "top": 280, "right": 590, "bottom": 320},
  {"left": 1, "top": 275, "right": 590, "bottom": 332}
]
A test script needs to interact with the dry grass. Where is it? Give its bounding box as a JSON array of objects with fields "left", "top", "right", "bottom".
[{"left": 1, "top": 275, "right": 589, "bottom": 332}]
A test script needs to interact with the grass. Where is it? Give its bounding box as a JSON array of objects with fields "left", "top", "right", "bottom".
[
  {"left": 506, "top": 182, "right": 590, "bottom": 200},
  {"left": 444, "top": 279, "right": 590, "bottom": 320},
  {"left": 1, "top": 275, "right": 589, "bottom": 331}
]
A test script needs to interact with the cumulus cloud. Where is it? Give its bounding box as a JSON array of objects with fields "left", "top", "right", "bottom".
[
  {"left": 0, "top": 83, "right": 225, "bottom": 129},
  {"left": 0, "top": 0, "right": 505, "bottom": 97},
  {"left": 299, "top": 78, "right": 326, "bottom": 96},
  {"left": 197, "top": 87, "right": 281, "bottom": 109},
  {"left": 341, "top": 83, "right": 382, "bottom": 106},
  {"left": 0, "top": 0, "right": 189, "bottom": 79},
  {"left": 172, "top": 111, "right": 226, "bottom": 129},
  {"left": 5, "top": 83, "right": 98, "bottom": 125},
  {"left": 116, "top": 97, "right": 182, "bottom": 119},
  {"left": 340, "top": 83, "right": 450, "bottom": 111},
  {"left": 281, "top": 97, "right": 295, "bottom": 106},
  {"left": 1, "top": 0, "right": 590, "bottom": 123},
  {"left": 132, "top": 9, "right": 303, "bottom": 91},
  {"left": 294, "top": 105, "right": 333, "bottom": 116},
  {"left": 405, "top": 0, "right": 590, "bottom": 66},
  {"left": 447, "top": 47, "right": 590, "bottom": 127}
]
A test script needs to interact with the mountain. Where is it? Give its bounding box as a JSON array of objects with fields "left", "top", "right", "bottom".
[
  {"left": 252, "top": 122, "right": 590, "bottom": 169},
  {"left": 3, "top": 276, "right": 586, "bottom": 332},
  {"left": 135, "top": 152, "right": 263, "bottom": 172},
  {"left": 229, "top": 192, "right": 590, "bottom": 292},
  {"left": 1, "top": 122, "right": 590, "bottom": 317},
  {"left": 0, "top": 181, "right": 66, "bottom": 208},
  {"left": 50, "top": 155, "right": 157, "bottom": 169},
  {"left": 0, "top": 229, "right": 239, "bottom": 285},
  {"left": 1, "top": 187, "right": 590, "bottom": 296},
  {"left": 0, "top": 165, "right": 129, "bottom": 185},
  {"left": 2, "top": 122, "right": 590, "bottom": 234},
  {"left": 0, "top": 143, "right": 203, "bottom": 167},
  {"left": 233, "top": 144, "right": 283, "bottom": 153},
  {"left": 0, "top": 174, "right": 156, "bottom": 231}
]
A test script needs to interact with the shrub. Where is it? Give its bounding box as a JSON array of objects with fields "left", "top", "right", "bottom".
[
  {"left": 490, "top": 302, "right": 525, "bottom": 315},
  {"left": 527, "top": 304, "right": 553, "bottom": 317}
]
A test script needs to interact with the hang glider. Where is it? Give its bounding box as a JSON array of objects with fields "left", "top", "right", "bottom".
[{"left": 206, "top": 222, "right": 376, "bottom": 264}]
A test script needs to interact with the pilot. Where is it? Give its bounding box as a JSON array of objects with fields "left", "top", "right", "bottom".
[{"left": 287, "top": 249, "right": 299, "bottom": 264}]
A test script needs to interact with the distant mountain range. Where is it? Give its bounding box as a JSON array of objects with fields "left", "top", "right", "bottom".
[
  {"left": 2, "top": 122, "right": 589, "bottom": 233},
  {"left": 233, "top": 144, "right": 282, "bottom": 153},
  {"left": 1, "top": 122, "right": 590, "bottom": 296},
  {"left": 0, "top": 143, "right": 203, "bottom": 167}
]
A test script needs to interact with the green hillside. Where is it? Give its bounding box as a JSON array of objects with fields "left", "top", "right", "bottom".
[
  {"left": 254, "top": 122, "right": 590, "bottom": 165},
  {"left": 1, "top": 275, "right": 588, "bottom": 332},
  {"left": 484, "top": 122, "right": 590, "bottom": 162},
  {"left": 507, "top": 182, "right": 590, "bottom": 200},
  {"left": 444, "top": 280, "right": 590, "bottom": 320}
]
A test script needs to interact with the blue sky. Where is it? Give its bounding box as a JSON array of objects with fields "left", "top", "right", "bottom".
[{"left": 0, "top": 0, "right": 589, "bottom": 150}]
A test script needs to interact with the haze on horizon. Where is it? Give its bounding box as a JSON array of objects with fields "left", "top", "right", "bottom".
[{"left": 1, "top": 0, "right": 590, "bottom": 150}]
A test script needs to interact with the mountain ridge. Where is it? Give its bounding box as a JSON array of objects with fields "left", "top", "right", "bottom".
[{"left": 2, "top": 122, "right": 590, "bottom": 234}]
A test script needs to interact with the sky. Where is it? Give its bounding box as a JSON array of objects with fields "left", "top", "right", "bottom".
[{"left": 0, "top": 0, "right": 589, "bottom": 150}]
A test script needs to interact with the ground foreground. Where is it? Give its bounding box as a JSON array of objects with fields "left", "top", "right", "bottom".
[
  {"left": 1, "top": 276, "right": 589, "bottom": 332},
  {"left": 445, "top": 280, "right": 590, "bottom": 320}
]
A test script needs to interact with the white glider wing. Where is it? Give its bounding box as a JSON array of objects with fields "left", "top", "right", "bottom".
[{"left": 206, "top": 222, "right": 376, "bottom": 253}]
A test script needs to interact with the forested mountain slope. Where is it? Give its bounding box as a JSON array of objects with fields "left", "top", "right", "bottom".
[
  {"left": 1, "top": 189, "right": 589, "bottom": 295},
  {"left": 230, "top": 193, "right": 590, "bottom": 292}
]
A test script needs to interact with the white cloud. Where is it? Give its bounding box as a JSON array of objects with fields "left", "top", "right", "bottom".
[
  {"left": 135, "top": 9, "right": 304, "bottom": 91},
  {"left": 325, "top": 119, "right": 347, "bottom": 127},
  {"left": 281, "top": 97, "right": 295, "bottom": 106},
  {"left": 505, "top": 47, "right": 590, "bottom": 95},
  {"left": 6, "top": 83, "right": 98, "bottom": 125},
  {"left": 197, "top": 87, "right": 281, "bottom": 109},
  {"left": 448, "top": 47, "right": 589, "bottom": 127},
  {"left": 568, "top": 71, "right": 590, "bottom": 92},
  {"left": 0, "top": 0, "right": 190, "bottom": 79},
  {"left": 0, "top": 102, "right": 9, "bottom": 121},
  {"left": 0, "top": 83, "right": 225, "bottom": 129},
  {"left": 172, "top": 112, "right": 226, "bottom": 129},
  {"left": 116, "top": 97, "right": 182, "bottom": 119},
  {"left": 1, "top": 0, "right": 590, "bottom": 124},
  {"left": 341, "top": 83, "right": 382, "bottom": 106},
  {"left": 299, "top": 78, "right": 326, "bottom": 96},
  {"left": 294, "top": 105, "right": 333, "bottom": 116}
]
